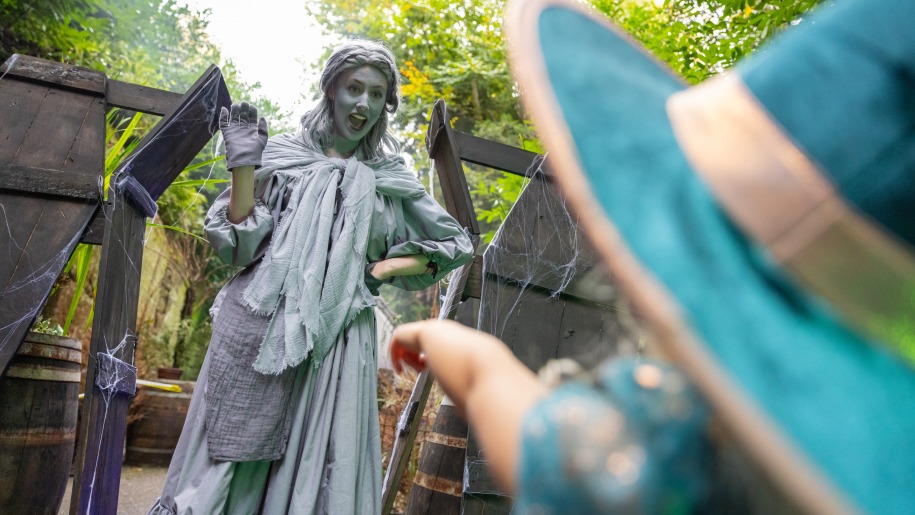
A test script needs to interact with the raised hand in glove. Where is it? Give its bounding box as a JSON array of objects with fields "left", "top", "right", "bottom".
[{"left": 219, "top": 101, "right": 269, "bottom": 170}]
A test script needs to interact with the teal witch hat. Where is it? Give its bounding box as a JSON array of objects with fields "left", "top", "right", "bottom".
[{"left": 506, "top": 0, "right": 915, "bottom": 513}]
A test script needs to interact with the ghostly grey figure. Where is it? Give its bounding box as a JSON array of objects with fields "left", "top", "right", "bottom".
[{"left": 148, "top": 40, "right": 473, "bottom": 515}]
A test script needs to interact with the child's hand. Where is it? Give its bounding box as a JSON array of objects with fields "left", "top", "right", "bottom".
[{"left": 390, "top": 325, "right": 427, "bottom": 373}]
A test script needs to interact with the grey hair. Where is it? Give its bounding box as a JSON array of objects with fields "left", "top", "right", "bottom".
[{"left": 299, "top": 40, "right": 401, "bottom": 161}]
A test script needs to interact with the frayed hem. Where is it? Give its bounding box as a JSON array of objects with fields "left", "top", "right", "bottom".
[{"left": 147, "top": 499, "right": 177, "bottom": 515}]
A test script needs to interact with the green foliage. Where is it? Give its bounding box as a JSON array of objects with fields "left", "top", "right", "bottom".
[
  {"left": 62, "top": 243, "right": 94, "bottom": 334},
  {"left": 472, "top": 173, "right": 526, "bottom": 243},
  {"left": 31, "top": 315, "right": 65, "bottom": 336},
  {"left": 310, "top": 0, "right": 518, "bottom": 128},
  {"left": 592, "top": 0, "right": 822, "bottom": 83},
  {"left": 2, "top": 0, "right": 219, "bottom": 91}
]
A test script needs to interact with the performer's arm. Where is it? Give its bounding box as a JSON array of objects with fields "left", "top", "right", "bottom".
[
  {"left": 220, "top": 101, "right": 268, "bottom": 223},
  {"left": 227, "top": 165, "right": 256, "bottom": 223},
  {"left": 370, "top": 254, "right": 431, "bottom": 280}
]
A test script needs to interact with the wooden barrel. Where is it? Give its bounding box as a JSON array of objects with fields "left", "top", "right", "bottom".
[
  {"left": 0, "top": 332, "right": 82, "bottom": 515},
  {"left": 125, "top": 379, "right": 194, "bottom": 466},
  {"left": 405, "top": 402, "right": 468, "bottom": 515}
]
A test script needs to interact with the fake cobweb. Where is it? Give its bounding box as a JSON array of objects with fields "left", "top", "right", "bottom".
[
  {"left": 478, "top": 158, "right": 644, "bottom": 374},
  {"left": 464, "top": 157, "right": 647, "bottom": 507},
  {"left": 0, "top": 56, "right": 227, "bottom": 512}
]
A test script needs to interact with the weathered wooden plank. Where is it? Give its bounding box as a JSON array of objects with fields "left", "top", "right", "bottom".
[
  {"left": 427, "top": 100, "right": 480, "bottom": 234},
  {"left": 477, "top": 277, "right": 523, "bottom": 345},
  {"left": 0, "top": 86, "right": 102, "bottom": 374},
  {"left": 0, "top": 196, "right": 96, "bottom": 375},
  {"left": 0, "top": 164, "right": 99, "bottom": 200},
  {"left": 0, "top": 55, "right": 105, "bottom": 96},
  {"left": 0, "top": 78, "right": 50, "bottom": 165},
  {"left": 462, "top": 255, "right": 484, "bottom": 299},
  {"left": 483, "top": 251, "right": 617, "bottom": 307},
  {"left": 556, "top": 297, "right": 619, "bottom": 366},
  {"left": 62, "top": 95, "right": 106, "bottom": 176},
  {"left": 11, "top": 89, "right": 95, "bottom": 171},
  {"left": 0, "top": 194, "right": 45, "bottom": 290},
  {"left": 106, "top": 79, "right": 182, "bottom": 117},
  {"left": 454, "top": 130, "right": 548, "bottom": 178},
  {"left": 70, "top": 189, "right": 146, "bottom": 515},
  {"left": 462, "top": 434, "right": 513, "bottom": 514},
  {"left": 511, "top": 289, "right": 567, "bottom": 371},
  {"left": 121, "top": 65, "right": 229, "bottom": 202}
]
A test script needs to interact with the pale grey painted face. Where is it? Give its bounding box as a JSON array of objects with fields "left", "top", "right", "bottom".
[{"left": 329, "top": 64, "right": 389, "bottom": 157}]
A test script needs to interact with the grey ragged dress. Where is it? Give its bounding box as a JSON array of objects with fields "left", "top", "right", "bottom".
[{"left": 148, "top": 133, "right": 473, "bottom": 514}]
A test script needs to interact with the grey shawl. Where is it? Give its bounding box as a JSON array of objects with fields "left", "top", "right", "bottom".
[{"left": 243, "top": 133, "right": 425, "bottom": 374}]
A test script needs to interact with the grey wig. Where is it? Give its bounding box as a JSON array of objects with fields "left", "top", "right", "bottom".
[{"left": 300, "top": 40, "right": 401, "bottom": 161}]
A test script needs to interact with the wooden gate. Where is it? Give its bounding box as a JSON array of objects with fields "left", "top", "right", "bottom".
[{"left": 0, "top": 54, "right": 230, "bottom": 514}]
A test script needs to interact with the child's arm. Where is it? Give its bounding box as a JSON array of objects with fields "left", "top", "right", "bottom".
[{"left": 390, "top": 320, "right": 547, "bottom": 493}]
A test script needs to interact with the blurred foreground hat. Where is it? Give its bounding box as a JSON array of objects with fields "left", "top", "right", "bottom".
[{"left": 506, "top": 0, "right": 915, "bottom": 513}]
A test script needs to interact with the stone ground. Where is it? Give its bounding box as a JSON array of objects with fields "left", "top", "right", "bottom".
[{"left": 58, "top": 465, "right": 168, "bottom": 515}]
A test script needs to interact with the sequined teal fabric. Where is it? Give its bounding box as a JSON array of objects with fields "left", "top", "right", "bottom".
[
  {"left": 533, "top": 1, "right": 915, "bottom": 512},
  {"left": 516, "top": 359, "right": 710, "bottom": 514}
]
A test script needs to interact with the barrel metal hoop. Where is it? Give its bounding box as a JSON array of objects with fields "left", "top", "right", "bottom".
[
  {"left": 4, "top": 365, "right": 81, "bottom": 383},
  {"left": 413, "top": 470, "right": 464, "bottom": 497},
  {"left": 17, "top": 342, "right": 83, "bottom": 363},
  {"left": 425, "top": 431, "right": 467, "bottom": 449}
]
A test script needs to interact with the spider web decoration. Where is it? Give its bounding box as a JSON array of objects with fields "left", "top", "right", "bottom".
[{"left": 464, "top": 158, "right": 647, "bottom": 513}]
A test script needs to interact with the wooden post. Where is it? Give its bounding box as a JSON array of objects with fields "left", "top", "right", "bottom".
[
  {"left": 426, "top": 100, "right": 481, "bottom": 235},
  {"left": 70, "top": 187, "right": 146, "bottom": 514},
  {"left": 69, "top": 65, "right": 229, "bottom": 515}
]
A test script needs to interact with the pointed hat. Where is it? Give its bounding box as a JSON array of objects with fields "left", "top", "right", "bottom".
[{"left": 506, "top": 0, "right": 915, "bottom": 513}]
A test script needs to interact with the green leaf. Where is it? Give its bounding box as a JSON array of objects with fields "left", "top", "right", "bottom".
[
  {"left": 63, "top": 243, "right": 93, "bottom": 335},
  {"left": 169, "top": 178, "right": 230, "bottom": 188},
  {"left": 146, "top": 222, "right": 209, "bottom": 244},
  {"left": 105, "top": 111, "right": 143, "bottom": 174},
  {"left": 181, "top": 155, "right": 225, "bottom": 173}
]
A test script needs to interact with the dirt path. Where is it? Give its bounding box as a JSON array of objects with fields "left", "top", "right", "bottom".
[{"left": 58, "top": 465, "right": 168, "bottom": 515}]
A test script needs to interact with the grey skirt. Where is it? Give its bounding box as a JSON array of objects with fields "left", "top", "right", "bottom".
[{"left": 148, "top": 270, "right": 382, "bottom": 514}]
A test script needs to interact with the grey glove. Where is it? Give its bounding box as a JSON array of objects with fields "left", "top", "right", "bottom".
[{"left": 219, "top": 101, "right": 269, "bottom": 170}]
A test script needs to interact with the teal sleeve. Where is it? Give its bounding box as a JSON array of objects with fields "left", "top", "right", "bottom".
[{"left": 515, "top": 358, "right": 711, "bottom": 514}]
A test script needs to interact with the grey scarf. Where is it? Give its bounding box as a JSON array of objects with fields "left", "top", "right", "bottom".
[{"left": 242, "top": 133, "right": 425, "bottom": 374}]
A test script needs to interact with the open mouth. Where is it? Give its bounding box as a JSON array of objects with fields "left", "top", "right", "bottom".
[{"left": 349, "top": 113, "right": 367, "bottom": 130}]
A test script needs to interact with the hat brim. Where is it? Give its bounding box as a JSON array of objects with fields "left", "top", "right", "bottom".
[{"left": 507, "top": 0, "right": 915, "bottom": 513}]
